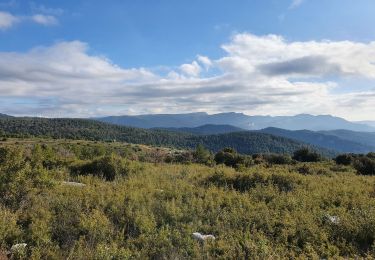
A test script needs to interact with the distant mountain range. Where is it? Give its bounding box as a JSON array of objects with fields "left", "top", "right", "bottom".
[
  {"left": 0, "top": 117, "right": 334, "bottom": 156},
  {"left": 0, "top": 113, "right": 12, "bottom": 118},
  {"left": 1, "top": 112, "right": 374, "bottom": 154},
  {"left": 152, "top": 124, "right": 375, "bottom": 154},
  {"left": 259, "top": 127, "right": 375, "bottom": 154},
  {"left": 97, "top": 112, "right": 375, "bottom": 132}
]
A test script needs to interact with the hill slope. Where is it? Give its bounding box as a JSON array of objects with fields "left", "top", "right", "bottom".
[
  {"left": 151, "top": 124, "right": 375, "bottom": 154},
  {"left": 96, "top": 112, "right": 375, "bottom": 132},
  {"left": 154, "top": 124, "right": 244, "bottom": 135},
  {"left": 319, "top": 129, "right": 375, "bottom": 149},
  {"left": 0, "top": 117, "right": 332, "bottom": 156},
  {"left": 259, "top": 127, "right": 375, "bottom": 153}
]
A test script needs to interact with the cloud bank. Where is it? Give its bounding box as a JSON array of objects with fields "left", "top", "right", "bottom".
[{"left": 0, "top": 33, "right": 375, "bottom": 120}]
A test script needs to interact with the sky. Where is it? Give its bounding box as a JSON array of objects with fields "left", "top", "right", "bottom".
[{"left": 1, "top": 0, "right": 375, "bottom": 120}]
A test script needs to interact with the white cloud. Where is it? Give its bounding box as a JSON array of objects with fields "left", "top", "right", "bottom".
[
  {"left": 197, "top": 55, "right": 212, "bottom": 70},
  {"left": 0, "top": 11, "right": 58, "bottom": 30},
  {"left": 31, "top": 14, "right": 58, "bottom": 26},
  {"left": 0, "top": 11, "right": 19, "bottom": 30},
  {"left": 219, "top": 33, "right": 375, "bottom": 78},
  {"left": 29, "top": 3, "right": 64, "bottom": 16},
  {"left": 1, "top": 34, "right": 375, "bottom": 120},
  {"left": 180, "top": 61, "right": 201, "bottom": 77},
  {"left": 289, "top": 0, "right": 305, "bottom": 9}
]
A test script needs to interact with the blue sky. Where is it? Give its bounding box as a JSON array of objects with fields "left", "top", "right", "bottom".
[{"left": 1, "top": 0, "right": 375, "bottom": 120}]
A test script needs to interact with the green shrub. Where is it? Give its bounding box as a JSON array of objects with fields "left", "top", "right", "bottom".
[
  {"left": 0, "top": 206, "right": 21, "bottom": 247},
  {"left": 214, "top": 148, "right": 253, "bottom": 168},
  {"left": 206, "top": 169, "right": 303, "bottom": 193},
  {"left": 71, "top": 153, "right": 134, "bottom": 181},
  {"left": 335, "top": 154, "right": 354, "bottom": 166},
  {"left": 353, "top": 157, "right": 375, "bottom": 175},
  {"left": 293, "top": 148, "right": 322, "bottom": 162},
  {"left": 193, "top": 144, "right": 212, "bottom": 165},
  {"left": 263, "top": 154, "right": 293, "bottom": 165}
]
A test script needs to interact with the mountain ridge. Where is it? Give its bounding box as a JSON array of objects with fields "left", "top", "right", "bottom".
[
  {"left": 96, "top": 112, "right": 375, "bottom": 132},
  {"left": 259, "top": 127, "right": 375, "bottom": 153},
  {"left": 153, "top": 124, "right": 244, "bottom": 135},
  {"left": 149, "top": 124, "right": 375, "bottom": 153}
]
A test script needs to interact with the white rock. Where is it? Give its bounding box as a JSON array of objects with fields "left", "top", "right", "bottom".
[
  {"left": 11, "top": 243, "right": 27, "bottom": 252},
  {"left": 325, "top": 214, "right": 340, "bottom": 224},
  {"left": 62, "top": 181, "right": 86, "bottom": 187},
  {"left": 192, "top": 232, "right": 216, "bottom": 242}
]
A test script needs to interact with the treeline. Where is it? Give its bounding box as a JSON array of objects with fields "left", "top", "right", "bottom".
[{"left": 0, "top": 117, "right": 333, "bottom": 156}]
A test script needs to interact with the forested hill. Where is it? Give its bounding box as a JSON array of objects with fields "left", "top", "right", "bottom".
[
  {"left": 259, "top": 127, "right": 375, "bottom": 153},
  {"left": 0, "top": 117, "right": 333, "bottom": 156},
  {"left": 153, "top": 124, "right": 244, "bottom": 135}
]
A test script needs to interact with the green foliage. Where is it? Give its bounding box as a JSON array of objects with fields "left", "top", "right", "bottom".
[
  {"left": 0, "top": 146, "right": 53, "bottom": 209},
  {"left": 259, "top": 153, "right": 293, "bottom": 165},
  {"left": 71, "top": 153, "right": 140, "bottom": 181},
  {"left": 0, "top": 139, "right": 374, "bottom": 258},
  {"left": 335, "top": 153, "right": 355, "bottom": 165},
  {"left": 0, "top": 206, "right": 21, "bottom": 247},
  {"left": 353, "top": 156, "right": 375, "bottom": 176},
  {"left": 214, "top": 148, "right": 253, "bottom": 168},
  {"left": 293, "top": 147, "right": 323, "bottom": 162},
  {"left": 193, "top": 144, "right": 212, "bottom": 164},
  {"left": 335, "top": 153, "right": 375, "bottom": 176}
]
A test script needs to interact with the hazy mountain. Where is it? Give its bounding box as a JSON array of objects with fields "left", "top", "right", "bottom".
[
  {"left": 154, "top": 124, "right": 244, "bottom": 135},
  {"left": 319, "top": 129, "right": 375, "bottom": 149},
  {"left": 96, "top": 113, "right": 375, "bottom": 132},
  {"left": 356, "top": 121, "right": 375, "bottom": 128},
  {"left": 97, "top": 112, "right": 253, "bottom": 129},
  {"left": 259, "top": 127, "right": 375, "bottom": 153},
  {"left": 0, "top": 113, "right": 11, "bottom": 118},
  {"left": 248, "top": 114, "right": 375, "bottom": 132}
]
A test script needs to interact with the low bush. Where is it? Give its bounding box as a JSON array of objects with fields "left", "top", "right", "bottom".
[
  {"left": 71, "top": 153, "right": 140, "bottom": 181},
  {"left": 262, "top": 154, "right": 293, "bottom": 165},
  {"left": 214, "top": 148, "right": 253, "bottom": 168},
  {"left": 353, "top": 156, "right": 375, "bottom": 176}
]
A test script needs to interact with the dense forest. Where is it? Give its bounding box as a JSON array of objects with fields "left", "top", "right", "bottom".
[
  {"left": 0, "top": 117, "right": 333, "bottom": 156},
  {"left": 0, "top": 138, "right": 374, "bottom": 259}
]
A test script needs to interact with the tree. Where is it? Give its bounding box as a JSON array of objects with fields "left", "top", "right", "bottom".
[
  {"left": 353, "top": 157, "right": 375, "bottom": 175},
  {"left": 335, "top": 154, "right": 354, "bottom": 166},
  {"left": 193, "top": 144, "right": 211, "bottom": 164},
  {"left": 214, "top": 148, "right": 253, "bottom": 168},
  {"left": 293, "top": 148, "right": 322, "bottom": 162}
]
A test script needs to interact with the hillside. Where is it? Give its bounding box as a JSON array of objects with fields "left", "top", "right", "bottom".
[
  {"left": 151, "top": 124, "right": 375, "bottom": 154},
  {"left": 154, "top": 124, "right": 244, "bottom": 135},
  {"left": 0, "top": 117, "right": 332, "bottom": 156},
  {"left": 319, "top": 129, "right": 375, "bottom": 149},
  {"left": 259, "top": 127, "right": 375, "bottom": 153},
  {"left": 96, "top": 112, "right": 375, "bottom": 132}
]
